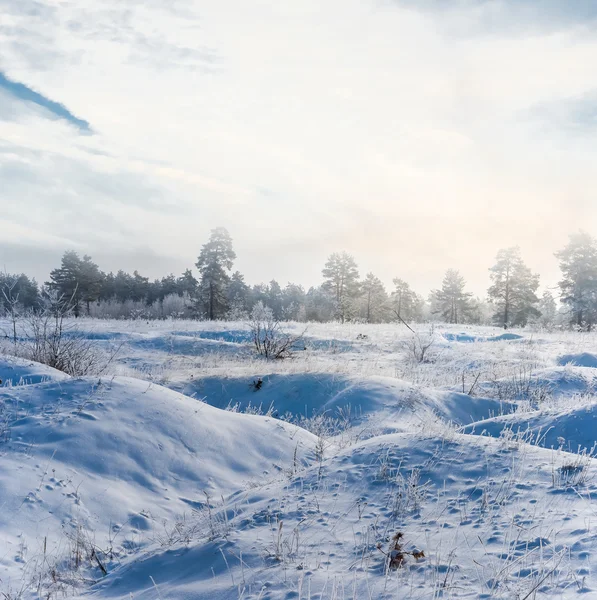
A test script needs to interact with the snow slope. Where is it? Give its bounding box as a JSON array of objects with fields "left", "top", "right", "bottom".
[
  {"left": 80, "top": 431, "right": 597, "bottom": 599},
  {"left": 0, "top": 376, "right": 316, "bottom": 597},
  {"left": 0, "top": 355, "right": 69, "bottom": 386},
  {"left": 3, "top": 321, "right": 597, "bottom": 599}
]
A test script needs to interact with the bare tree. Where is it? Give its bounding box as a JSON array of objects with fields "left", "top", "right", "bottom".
[{"left": 1, "top": 274, "right": 20, "bottom": 345}]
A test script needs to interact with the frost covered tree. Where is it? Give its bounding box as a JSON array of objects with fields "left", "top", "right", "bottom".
[
  {"left": 488, "top": 247, "right": 540, "bottom": 328},
  {"left": 177, "top": 269, "right": 199, "bottom": 298},
  {"left": 322, "top": 252, "right": 360, "bottom": 323},
  {"left": 555, "top": 231, "right": 597, "bottom": 330},
  {"left": 537, "top": 290, "right": 557, "bottom": 328},
  {"left": 431, "top": 269, "right": 473, "bottom": 324},
  {"left": 196, "top": 227, "right": 236, "bottom": 320},
  {"left": 305, "top": 286, "right": 336, "bottom": 322},
  {"left": 0, "top": 273, "right": 39, "bottom": 312},
  {"left": 226, "top": 271, "right": 251, "bottom": 318},
  {"left": 390, "top": 278, "right": 417, "bottom": 322},
  {"left": 267, "top": 279, "right": 284, "bottom": 320},
  {"left": 282, "top": 283, "right": 306, "bottom": 321},
  {"left": 360, "top": 273, "right": 387, "bottom": 323}
]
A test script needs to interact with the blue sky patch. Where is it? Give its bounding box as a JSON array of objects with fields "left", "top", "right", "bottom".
[{"left": 0, "top": 71, "right": 91, "bottom": 132}]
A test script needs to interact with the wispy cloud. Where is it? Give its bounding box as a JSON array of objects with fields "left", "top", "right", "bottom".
[{"left": 0, "top": 71, "right": 91, "bottom": 132}]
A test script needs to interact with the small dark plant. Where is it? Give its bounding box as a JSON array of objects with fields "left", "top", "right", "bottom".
[{"left": 377, "top": 532, "right": 425, "bottom": 570}]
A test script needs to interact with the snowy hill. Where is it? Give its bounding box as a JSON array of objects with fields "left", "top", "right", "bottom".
[
  {"left": 0, "top": 375, "right": 316, "bottom": 597},
  {"left": 80, "top": 431, "right": 597, "bottom": 599},
  {"left": 3, "top": 321, "right": 597, "bottom": 598}
]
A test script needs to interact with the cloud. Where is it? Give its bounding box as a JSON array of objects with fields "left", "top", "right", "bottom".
[
  {"left": 389, "top": 0, "right": 597, "bottom": 35},
  {"left": 1, "top": 0, "right": 597, "bottom": 296},
  {"left": 0, "top": 71, "right": 91, "bottom": 131}
]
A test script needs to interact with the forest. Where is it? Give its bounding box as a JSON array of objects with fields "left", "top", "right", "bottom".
[{"left": 2, "top": 228, "right": 596, "bottom": 329}]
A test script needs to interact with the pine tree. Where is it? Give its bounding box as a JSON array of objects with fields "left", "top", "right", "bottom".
[
  {"left": 226, "top": 271, "right": 250, "bottom": 318},
  {"left": 130, "top": 271, "right": 149, "bottom": 302},
  {"left": 47, "top": 251, "right": 84, "bottom": 316},
  {"left": 431, "top": 269, "right": 473, "bottom": 324},
  {"left": 79, "top": 255, "right": 104, "bottom": 315},
  {"left": 196, "top": 227, "right": 236, "bottom": 320},
  {"left": 177, "top": 269, "right": 199, "bottom": 298},
  {"left": 282, "top": 283, "right": 306, "bottom": 321},
  {"left": 305, "top": 286, "right": 337, "bottom": 322},
  {"left": 267, "top": 280, "right": 284, "bottom": 320},
  {"left": 538, "top": 290, "right": 557, "bottom": 328},
  {"left": 113, "top": 270, "right": 134, "bottom": 303},
  {"left": 390, "top": 278, "right": 417, "bottom": 322},
  {"left": 488, "top": 247, "right": 540, "bottom": 328},
  {"left": 360, "top": 273, "right": 387, "bottom": 323},
  {"left": 555, "top": 231, "right": 597, "bottom": 330},
  {"left": 0, "top": 273, "right": 39, "bottom": 310},
  {"left": 321, "top": 252, "right": 360, "bottom": 323}
]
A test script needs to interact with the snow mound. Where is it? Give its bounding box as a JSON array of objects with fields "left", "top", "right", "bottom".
[
  {"left": 478, "top": 366, "right": 597, "bottom": 401},
  {"left": 180, "top": 373, "right": 511, "bottom": 434},
  {"left": 0, "top": 355, "right": 69, "bottom": 386},
  {"left": 557, "top": 352, "right": 597, "bottom": 368},
  {"left": 0, "top": 377, "right": 316, "bottom": 591},
  {"left": 79, "top": 431, "right": 597, "bottom": 600},
  {"left": 464, "top": 401, "right": 597, "bottom": 451}
]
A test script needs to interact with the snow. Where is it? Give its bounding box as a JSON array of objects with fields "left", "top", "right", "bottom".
[
  {"left": 557, "top": 352, "right": 597, "bottom": 368},
  {"left": 0, "top": 375, "right": 315, "bottom": 597},
  {"left": 3, "top": 320, "right": 597, "bottom": 598},
  {"left": 0, "top": 355, "right": 70, "bottom": 386}
]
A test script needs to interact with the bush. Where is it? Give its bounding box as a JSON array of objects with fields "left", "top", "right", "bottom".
[
  {"left": 6, "top": 292, "right": 118, "bottom": 377},
  {"left": 249, "top": 302, "right": 305, "bottom": 359}
]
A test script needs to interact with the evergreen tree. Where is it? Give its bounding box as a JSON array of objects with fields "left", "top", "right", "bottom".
[
  {"left": 177, "top": 269, "right": 198, "bottom": 298},
  {"left": 47, "top": 251, "right": 84, "bottom": 316},
  {"left": 79, "top": 255, "right": 104, "bottom": 315},
  {"left": 196, "top": 227, "right": 236, "bottom": 320},
  {"left": 538, "top": 290, "right": 557, "bottom": 328},
  {"left": 360, "top": 273, "right": 387, "bottom": 323},
  {"left": 131, "top": 271, "right": 150, "bottom": 302},
  {"left": 100, "top": 272, "right": 117, "bottom": 301},
  {"left": 390, "top": 278, "right": 417, "bottom": 322},
  {"left": 227, "top": 271, "right": 251, "bottom": 317},
  {"left": 250, "top": 283, "right": 269, "bottom": 307},
  {"left": 267, "top": 279, "right": 284, "bottom": 320},
  {"left": 48, "top": 252, "right": 104, "bottom": 316},
  {"left": 160, "top": 274, "right": 178, "bottom": 299},
  {"left": 0, "top": 273, "right": 39, "bottom": 311},
  {"left": 282, "top": 283, "right": 306, "bottom": 321},
  {"left": 305, "top": 286, "right": 336, "bottom": 322},
  {"left": 488, "top": 247, "right": 540, "bottom": 328},
  {"left": 555, "top": 231, "right": 597, "bottom": 330},
  {"left": 113, "top": 270, "right": 134, "bottom": 303},
  {"left": 431, "top": 269, "right": 473, "bottom": 324},
  {"left": 321, "top": 251, "right": 360, "bottom": 323}
]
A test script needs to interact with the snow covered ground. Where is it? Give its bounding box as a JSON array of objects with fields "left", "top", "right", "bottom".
[{"left": 2, "top": 320, "right": 597, "bottom": 598}]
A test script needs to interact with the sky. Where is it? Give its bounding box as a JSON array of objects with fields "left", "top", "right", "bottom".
[{"left": 1, "top": 0, "right": 597, "bottom": 297}]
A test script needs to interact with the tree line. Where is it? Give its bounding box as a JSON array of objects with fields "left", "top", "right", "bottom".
[{"left": 2, "top": 229, "right": 597, "bottom": 329}]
